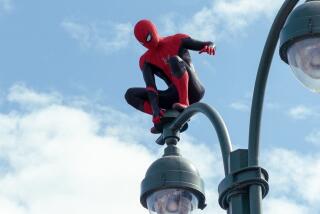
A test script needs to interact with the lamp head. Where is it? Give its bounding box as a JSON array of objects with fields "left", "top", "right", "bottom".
[
  {"left": 140, "top": 145, "right": 206, "bottom": 213},
  {"left": 280, "top": 0, "right": 320, "bottom": 92}
]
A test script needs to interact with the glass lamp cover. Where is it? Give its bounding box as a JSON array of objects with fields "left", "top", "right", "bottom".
[
  {"left": 146, "top": 189, "right": 199, "bottom": 214},
  {"left": 287, "top": 37, "right": 320, "bottom": 92}
]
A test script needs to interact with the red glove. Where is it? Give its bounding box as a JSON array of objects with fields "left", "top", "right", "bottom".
[{"left": 199, "top": 44, "right": 216, "bottom": 55}]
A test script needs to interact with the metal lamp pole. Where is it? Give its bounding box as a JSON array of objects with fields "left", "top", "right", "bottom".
[
  {"left": 248, "top": 0, "right": 299, "bottom": 213},
  {"left": 249, "top": 0, "right": 320, "bottom": 213}
]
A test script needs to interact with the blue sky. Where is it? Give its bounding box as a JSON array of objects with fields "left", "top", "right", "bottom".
[{"left": 1, "top": 0, "right": 320, "bottom": 213}]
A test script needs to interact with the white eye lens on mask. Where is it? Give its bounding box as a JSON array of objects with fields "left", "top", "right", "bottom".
[{"left": 146, "top": 33, "right": 152, "bottom": 42}]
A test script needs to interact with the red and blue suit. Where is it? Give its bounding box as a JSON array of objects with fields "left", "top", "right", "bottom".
[{"left": 125, "top": 19, "right": 216, "bottom": 133}]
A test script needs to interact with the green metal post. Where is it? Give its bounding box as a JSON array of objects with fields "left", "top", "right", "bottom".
[
  {"left": 248, "top": 0, "right": 299, "bottom": 213},
  {"left": 228, "top": 150, "right": 250, "bottom": 214}
]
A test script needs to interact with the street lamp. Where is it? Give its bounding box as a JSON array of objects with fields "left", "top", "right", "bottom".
[
  {"left": 249, "top": 0, "right": 320, "bottom": 213},
  {"left": 138, "top": 105, "right": 231, "bottom": 214},
  {"left": 280, "top": 0, "right": 320, "bottom": 92},
  {"left": 139, "top": 0, "right": 320, "bottom": 214},
  {"left": 140, "top": 107, "right": 228, "bottom": 214},
  {"left": 140, "top": 142, "right": 206, "bottom": 214}
]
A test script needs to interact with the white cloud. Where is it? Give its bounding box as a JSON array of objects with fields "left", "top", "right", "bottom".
[
  {"left": 264, "top": 198, "right": 309, "bottom": 214},
  {"left": 158, "top": 13, "right": 178, "bottom": 35},
  {"left": 305, "top": 129, "right": 320, "bottom": 146},
  {"left": 262, "top": 148, "right": 320, "bottom": 212},
  {"left": 0, "top": 84, "right": 224, "bottom": 214},
  {"left": 61, "top": 20, "right": 132, "bottom": 54},
  {"left": 0, "top": 85, "right": 153, "bottom": 214},
  {"left": 230, "top": 101, "right": 250, "bottom": 112},
  {"left": 287, "top": 105, "right": 318, "bottom": 120},
  {"left": 7, "top": 83, "right": 61, "bottom": 108},
  {"left": 160, "top": 0, "right": 282, "bottom": 40},
  {"left": 1, "top": 84, "right": 320, "bottom": 213},
  {"left": 229, "top": 95, "right": 280, "bottom": 113},
  {"left": 0, "top": 0, "right": 13, "bottom": 13}
]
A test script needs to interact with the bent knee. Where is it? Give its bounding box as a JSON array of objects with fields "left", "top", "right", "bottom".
[
  {"left": 199, "top": 87, "right": 205, "bottom": 100},
  {"left": 195, "top": 87, "right": 205, "bottom": 102},
  {"left": 190, "top": 87, "right": 205, "bottom": 103},
  {"left": 124, "top": 88, "right": 134, "bottom": 104}
]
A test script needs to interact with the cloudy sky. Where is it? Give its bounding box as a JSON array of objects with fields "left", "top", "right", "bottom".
[{"left": 1, "top": 0, "right": 320, "bottom": 213}]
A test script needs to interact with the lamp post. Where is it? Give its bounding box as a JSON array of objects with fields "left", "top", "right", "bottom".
[
  {"left": 140, "top": 104, "right": 232, "bottom": 213},
  {"left": 250, "top": 0, "right": 320, "bottom": 213},
  {"left": 140, "top": 104, "right": 269, "bottom": 214},
  {"left": 139, "top": 0, "right": 320, "bottom": 213}
]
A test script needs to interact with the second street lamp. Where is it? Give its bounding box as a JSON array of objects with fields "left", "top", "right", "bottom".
[
  {"left": 250, "top": 0, "right": 320, "bottom": 213},
  {"left": 280, "top": 0, "right": 320, "bottom": 91}
]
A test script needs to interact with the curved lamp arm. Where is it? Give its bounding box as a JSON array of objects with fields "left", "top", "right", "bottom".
[
  {"left": 248, "top": 0, "right": 299, "bottom": 166},
  {"left": 169, "top": 102, "right": 233, "bottom": 176},
  {"left": 248, "top": 0, "right": 299, "bottom": 213}
]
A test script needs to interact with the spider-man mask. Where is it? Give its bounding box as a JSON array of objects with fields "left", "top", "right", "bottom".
[{"left": 134, "top": 19, "right": 161, "bottom": 50}]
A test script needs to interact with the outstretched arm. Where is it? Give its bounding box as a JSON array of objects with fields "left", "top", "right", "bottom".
[{"left": 181, "top": 37, "right": 215, "bottom": 55}]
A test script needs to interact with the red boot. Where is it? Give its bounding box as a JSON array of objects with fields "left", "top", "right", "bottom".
[
  {"left": 150, "top": 109, "right": 166, "bottom": 134},
  {"left": 172, "top": 72, "right": 189, "bottom": 111}
]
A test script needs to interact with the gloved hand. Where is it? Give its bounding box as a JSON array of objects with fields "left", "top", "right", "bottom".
[{"left": 199, "top": 44, "right": 216, "bottom": 55}]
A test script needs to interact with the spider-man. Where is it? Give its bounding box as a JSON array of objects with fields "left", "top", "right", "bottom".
[{"left": 125, "top": 19, "right": 215, "bottom": 133}]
